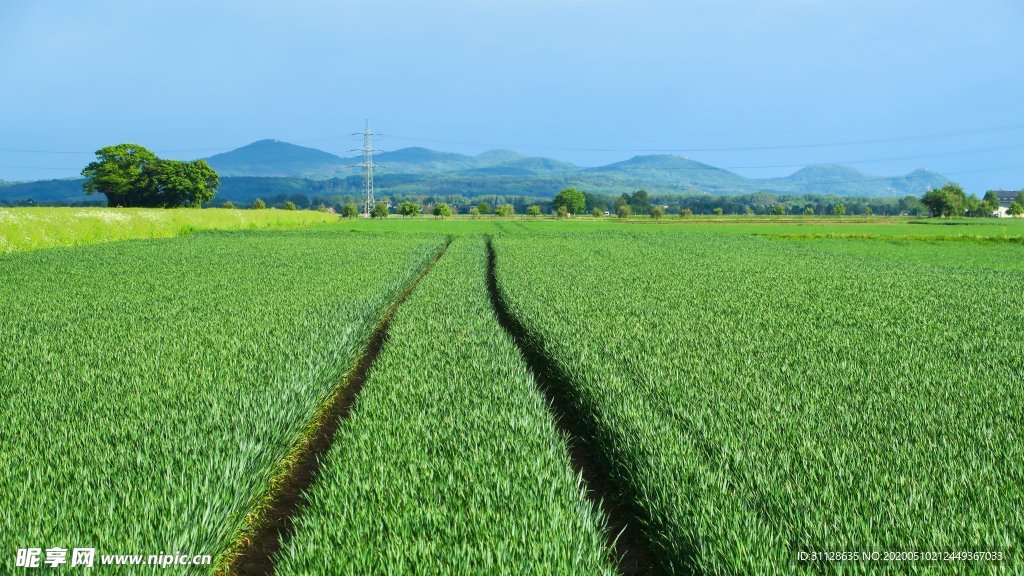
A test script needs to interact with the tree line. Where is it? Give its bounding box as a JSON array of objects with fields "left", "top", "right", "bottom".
[{"left": 921, "top": 184, "right": 1023, "bottom": 217}]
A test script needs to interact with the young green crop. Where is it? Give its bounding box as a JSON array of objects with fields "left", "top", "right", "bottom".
[
  {"left": 275, "top": 237, "right": 614, "bottom": 574},
  {"left": 0, "top": 229, "right": 445, "bottom": 568},
  {"left": 493, "top": 228, "right": 1024, "bottom": 574}
]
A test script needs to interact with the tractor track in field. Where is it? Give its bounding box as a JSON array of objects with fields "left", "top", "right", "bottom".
[
  {"left": 223, "top": 237, "right": 452, "bottom": 576},
  {"left": 485, "top": 238, "right": 656, "bottom": 576}
]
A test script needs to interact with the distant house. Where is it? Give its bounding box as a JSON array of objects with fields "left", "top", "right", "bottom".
[{"left": 991, "top": 191, "right": 1019, "bottom": 218}]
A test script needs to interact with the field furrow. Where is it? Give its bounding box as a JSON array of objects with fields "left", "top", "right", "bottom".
[
  {"left": 275, "top": 237, "right": 614, "bottom": 574},
  {"left": 492, "top": 229, "right": 1024, "bottom": 574},
  {"left": 0, "top": 229, "right": 446, "bottom": 570}
]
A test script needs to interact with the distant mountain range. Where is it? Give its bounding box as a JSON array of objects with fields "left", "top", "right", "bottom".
[
  {"left": 202, "top": 139, "right": 948, "bottom": 196},
  {"left": 0, "top": 139, "right": 950, "bottom": 204}
]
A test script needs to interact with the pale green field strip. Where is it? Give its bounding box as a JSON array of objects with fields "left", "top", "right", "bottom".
[
  {"left": 0, "top": 207, "right": 336, "bottom": 253},
  {"left": 0, "top": 229, "right": 446, "bottom": 570},
  {"left": 493, "top": 229, "right": 1024, "bottom": 574},
  {"left": 275, "top": 237, "right": 614, "bottom": 574}
]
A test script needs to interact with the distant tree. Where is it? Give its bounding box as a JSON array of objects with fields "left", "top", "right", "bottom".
[
  {"left": 342, "top": 202, "right": 359, "bottom": 218},
  {"left": 496, "top": 203, "right": 515, "bottom": 217},
  {"left": 712, "top": 207, "right": 724, "bottom": 216},
  {"left": 744, "top": 206, "right": 755, "bottom": 216},
  {"left": 630, "top": 189, "right": 652, "bottom": 214},
  {"left": 899, "top": 195, "right": 924, "bottom": 216},
  {"left": 1009, "top": 201, "right": 1024, "bottom": 217},
  {"left": 804, "top": 206, "right": 815, "bottom": 215},
  {"left": 553, "top": 187, "right": 586, "bottom": 215},
  {"left": 476, "top": 201, "right": 492, "bottom": 215},
  {"left": 470, "top": 207, "right": 481, "bottom": 217},
  {"left": 222, "top": 200, "right": 235, "bottom": 209},
  {"left": 613, "top": 193, "right": 630, "bottom": 211},
  {"left": 864, "top": 206, "right": 873, "bottom": 216},
  {"left": 921, "top": 184, "right": 966, "bottom": 218},
  {"left": 282, "top": 200, "right": 297, "bottom": 211},
  {"left": 983, "top": 191, "right": 1001, "bottom": 212},
  {"left": 252, "top": 198, "right": 266, "bottom": 210},
  {"left": 371, "top": 201, "right": 389, "bottom": 218},
  {"left": 316, "top": 203, "right": 330, "bottom": 212},
  {"left": 650, "top": 206, "right": 664, "bottom": 219},
  {"left": 833, "top": 203, "right": 846, "bottom": 216},
  {"left": 398, "top": 200, "right": 421, "bottom": 217},
  {"left": 680, "top": 207, "right": 693, "bottom": 217},
  {"left": 556, "top": 205, "right": 570, "bottom": 218},
  {"left": 526, "top": 205, "right": 542, "bottom": 217},
  {"left": 964, "top": 195, "right": 990, "bottom": 217},
  {"left": 433, "top": 202, "right": 452, "bottom": 218},
  {"left": 1017, "top": 191, "right": 1024, "bottom": 205},
  {"left": 771, "top": 204, "right": 786, "bottom": 215},
  {"left": 592, "top": 206, "right": 604, "bottom": 218},
  {"left": 617, "top": 205, "right": 632, "bottom": 218}
]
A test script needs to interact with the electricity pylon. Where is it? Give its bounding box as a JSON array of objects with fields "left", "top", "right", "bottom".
[{"left": 352, "top": 120, "right": 381, "bottom": 217}]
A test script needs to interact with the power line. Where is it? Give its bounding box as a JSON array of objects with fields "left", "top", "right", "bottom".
[
  {"left": 384, "top": 122, "right": 1024, "bottom": 154},
  {"left": 4, "top": 141, "right": 1022, "bottom": 174},
  {"left": 2, "top": 121, "right": 1023, "bottom": 157}
]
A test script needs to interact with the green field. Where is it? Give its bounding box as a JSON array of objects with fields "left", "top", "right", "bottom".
[
  {"left": 0, "top": 229, "right": 445, "bottom": 569},
  {"left": 494, "top": 228, "right": 1024, "bottom": 573},
  {"left": 1, "top": 210, "right": 1021, "bottom": 574},
  {"left": 0, "top": 207, "right": 335, "bottom": 253},
  {"left": 276, "top": 237, "right": 612, "bottom": 574}
]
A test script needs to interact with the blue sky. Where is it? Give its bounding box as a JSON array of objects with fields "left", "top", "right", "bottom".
[{"left": 1, "top": 0, "right": 1022, "bottom": 192}]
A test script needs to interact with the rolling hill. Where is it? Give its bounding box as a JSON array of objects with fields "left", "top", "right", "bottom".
[
  {"left": 204, "top": 140, "right": 351, "bottom": 178},
  {"left": 2, "top": 140, "right": 951, "bottom": 205}
]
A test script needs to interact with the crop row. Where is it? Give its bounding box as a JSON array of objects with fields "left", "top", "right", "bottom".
[
  {"left": 275, "top": 237, "right": 613, "bottom": 574},
  {"left": 0, "top": 229, "right": 445, "bottom": 568},
  {"left": 492, "top": 229, "right": 1024, "bottom": 574}
]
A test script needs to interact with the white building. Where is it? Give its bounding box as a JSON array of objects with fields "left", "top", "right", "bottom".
[{"left": 992, "top": 191, "right": 1018, "bottom": 218}]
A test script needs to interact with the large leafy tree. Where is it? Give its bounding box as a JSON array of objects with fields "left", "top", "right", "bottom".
[
  {"left": 81, "top": 144, "right": 160, "bottom": 207},
  {"left": 152, "top": 160, "right": 219, "bottom": 207},
  {"left": 553, "top": 187, "right": 585, "bottom": 215},
  {"left": 81, "top": 144, "right": 219, "bottom": 207}
]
